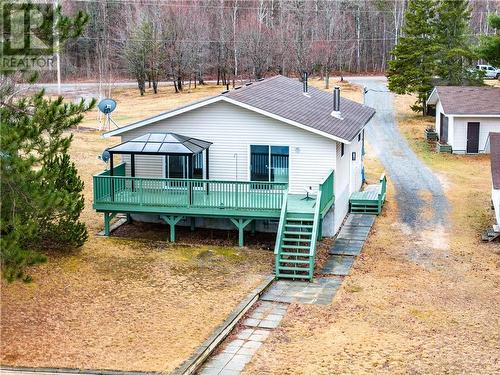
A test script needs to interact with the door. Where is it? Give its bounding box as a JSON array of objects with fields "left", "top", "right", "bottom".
[
  {"left": 250, "top": 145, "right": 289, "bottom": 183},
  {"left": 466, "top": 122, "right": 480, "bottom": 153},
  {"left": 440, "top": 113, "right": 448, "bottom": 143}
]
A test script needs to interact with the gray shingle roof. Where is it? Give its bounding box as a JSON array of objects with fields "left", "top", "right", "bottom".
[
  {"left": 104, "top": 75, "right": 375, "bottom": 142},
  {"left": 435, "top": 86, "right": 500, "bottom": 115},
  {"left": 224, "top": 75, "right": 375, "bottom": 141},
  {"left": 490, "top": 132, "right": 500, "bottom": 190}
]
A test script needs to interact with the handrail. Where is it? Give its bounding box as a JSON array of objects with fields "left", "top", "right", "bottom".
[
  {"left": 318, "top": 169, "right": 335, "bottom": 213},
  {"left": 93, "top": 174, "right": 287, "bottom": 211},
  {"left": 274, "top": 190, "right": 289, "bottom": 256},
  {"left": 379, "top": 173, "right": 387, "bottom": 202},
  {"left": 308, "top": 189, "right": 323, "bottom": 279},
  {"left": 94, "top": 173, "right": 288, "bottom": 187}
]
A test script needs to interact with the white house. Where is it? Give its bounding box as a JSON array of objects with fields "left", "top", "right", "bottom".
[
  {"left": 95, "top": 75, "right": 376, "bottom": 279},
  {"left": 427, "top": 86, "right": 500, "bottom": 154}
]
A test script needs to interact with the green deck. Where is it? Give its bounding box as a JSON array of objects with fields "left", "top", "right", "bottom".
[
  {"left": 349, "top": 173, "right": 387, "bottom": 215},
  {"left": 93, "top": 164, "right": 335, "bottom": 255}
]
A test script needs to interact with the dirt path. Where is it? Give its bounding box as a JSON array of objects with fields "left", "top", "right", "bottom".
[{"left": 351, "top": 77, "right": 449, "bottom": 229}]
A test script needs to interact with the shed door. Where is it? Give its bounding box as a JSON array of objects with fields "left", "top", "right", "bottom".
[
  {"left": 440, "top": 113, "right": 448, "bottom": 143},
  {"left": 466, "top": 122, "right": 480, "bottom": 153}
]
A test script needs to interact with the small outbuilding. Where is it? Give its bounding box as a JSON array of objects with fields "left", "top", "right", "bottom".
[{"left": 426, "top": 86, "right": 500, "bottom": 154}]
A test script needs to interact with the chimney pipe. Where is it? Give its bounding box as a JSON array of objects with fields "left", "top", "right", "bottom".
[
  {"left": 303, "top": 72, "right": 308, "bottom": 94},
  {"left": 331, "top": 86, "right": 342, "bottom": 118}
]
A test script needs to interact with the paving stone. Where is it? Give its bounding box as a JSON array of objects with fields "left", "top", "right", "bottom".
[
  {"left": 321, "top": 255, "right": 355, "bottom": 276},
  {"left": 265, "top": 313, "right": 283, "bottom": 322},
  {"left": 337, "top": 225, "right": 371, "bottom": 241},
  {"left": 235, "top": 328, "right": 254, "bottom": 340},
  {"left": 199, "top": 366, "right": 223, "bottom": 375},
  {"left": 205, "top": 352, "right": 234, "bottom": 369},
  {"left": 218, "top": 369, "right": 241, "bottom": 375},
  {"left": 225, "top": 354, "right": 252, "bottom": 371},
  {"left": 329, "top": 238, "right": 365, "bottom": 256},
  {"left": 242, "top": 318, "right": 260, "bottom": 327},
  {"left": 259, "top": 319, "right": 280, "bottom": 328},
  {"left": 345, "top": 214, "right": 376, "bottom": 227}
]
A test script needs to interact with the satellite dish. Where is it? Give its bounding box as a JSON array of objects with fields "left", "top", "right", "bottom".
[
  {"left": 101, "top": 150, "right": 110, "bottom": 162},
  {"left": 97, "top": 98, "right": 119, "bottom": 132},
  {"left": 98, "top": 98, "right": 117, "bottom": 114}
]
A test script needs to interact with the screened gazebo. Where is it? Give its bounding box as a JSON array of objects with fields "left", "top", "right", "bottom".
[{"left": 106, "top": 132, "right": 212, "bottom": 179}]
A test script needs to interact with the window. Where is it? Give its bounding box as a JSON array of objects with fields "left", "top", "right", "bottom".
[
  {"left": 193, "top": 152, "right": 203, "bottom": 179},
  {"left": 250, "top": 145, "right": 289, "bottom": 183},
  {"left": 341, "top": 143, "right": 345, "bottom": 157}
]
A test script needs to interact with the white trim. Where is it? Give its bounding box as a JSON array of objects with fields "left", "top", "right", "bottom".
[
  {"left": 426, "top": 87, "right": 439, "bottom": 106},
  {"left": 103, "top": 95, "right": 354, "bottom": 144},
  {"left": 450, "top": 114, "right": 500, "bottom": 118}
]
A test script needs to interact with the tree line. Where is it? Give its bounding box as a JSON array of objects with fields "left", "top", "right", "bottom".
[
  {"left": 61, "top": 0, "right": 499, "bottom": 96},
  {"left": 388, "top": 0, "right": 500, "bottom": 114}
]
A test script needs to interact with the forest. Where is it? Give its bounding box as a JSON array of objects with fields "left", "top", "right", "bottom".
[{"left": 61, "top": 0, "right": 499, "bottom": 92}]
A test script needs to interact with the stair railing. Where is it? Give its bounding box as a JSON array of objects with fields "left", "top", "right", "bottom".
[
  {"left": 308, "top": 189, "right": 323, "bottom": 280},
  {"left": 274, "top": 189, "right": 288, "bottom": 276}
]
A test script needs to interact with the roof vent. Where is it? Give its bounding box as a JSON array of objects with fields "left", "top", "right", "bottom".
[
  {"left": 245, "top": 82, "right": 253, "bottom": 86},
  {"left": 331, "top": 86, "right": 342, "bottom": 119},
  {"left": 221, "top": 90, "right": 230, "bottom": 94}
]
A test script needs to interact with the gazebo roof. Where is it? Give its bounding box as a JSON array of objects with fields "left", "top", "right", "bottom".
[{"left": 107, "top": 132, "right": 212, "bottom": 155}]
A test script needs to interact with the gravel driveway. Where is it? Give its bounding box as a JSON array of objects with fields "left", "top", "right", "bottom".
[{"left": 350, "top": 77, "right": 449, "bottom": 229}]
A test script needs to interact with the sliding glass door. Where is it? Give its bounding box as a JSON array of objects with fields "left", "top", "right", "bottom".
[{"left": 250, "top": 145, "right": 289, "bottom": 183}]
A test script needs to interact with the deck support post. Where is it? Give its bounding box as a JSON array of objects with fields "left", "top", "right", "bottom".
[
  {"left": 160, "top": 215, "right": 184, "bottom": 242},
  {"left": 190, "top": 217, "right": 196, "bottom": 231},
  {"left": 251, "top": 220, "right": 256, "bottom": 235},
  {"left": 126, "top": 213, "right": 132, "bottom": 223},
  {"left": 229, "top": 218, "right": 253, "bottom": 247},
  {"left": 103, "top": 212, "right": 117, "bottom": 236}
]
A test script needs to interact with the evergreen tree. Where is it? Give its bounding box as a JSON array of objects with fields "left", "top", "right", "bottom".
[
  {"left": 387, "top": 0, "right": 438, "bottom": 115},
  {"left": 0, "top": 4, "right": 93, "bottom": 282},
  {"left": 478, "top": 15, "right": 500, "bottom": 69},
  {"left": 434, "top": 0, "right": 481, "bottom": 85}
]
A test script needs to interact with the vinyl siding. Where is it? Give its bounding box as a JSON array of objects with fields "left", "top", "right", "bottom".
[
  {"left": 451, "top": 117, "right": 500, "bottom": 153},
  {"left": 118, "top": 100, "right": 337, "bottom": 194}
]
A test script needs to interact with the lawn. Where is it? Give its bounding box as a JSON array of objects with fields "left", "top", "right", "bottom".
[
  {"left": 241, "top": 93, "right": 500, "bottom": 374},
  {"left": 1, "top": 110, "right": 273, "bottom": 372}
]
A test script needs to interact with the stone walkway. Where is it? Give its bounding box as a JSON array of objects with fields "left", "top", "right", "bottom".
[{"left": 199, "top": 213, "right": 376, "bottom": 375}]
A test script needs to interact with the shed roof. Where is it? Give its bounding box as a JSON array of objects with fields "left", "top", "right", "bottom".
[
  {"left": 490, "top": 132, "right": 500, "bottom": 190},
  {"left": 427, "top": 86, "right": 500, "bottom": 115},
  {"left": 107, "top": 132, "right": 212, "bottom": 155},
  {"left": 103, "top": 75, "right": 375, "bottom": 143}
]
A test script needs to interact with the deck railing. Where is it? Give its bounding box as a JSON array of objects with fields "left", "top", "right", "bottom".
[
  {"left": 93, "top": 173, "right": 288, "bottom": 212},
  {"left": 318, "top": 169, "right": 335, "bottom": 213}
]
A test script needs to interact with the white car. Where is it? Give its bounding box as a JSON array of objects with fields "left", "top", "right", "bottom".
[{"left": 476, "top": 64, "right": 500, "bottom": 79}]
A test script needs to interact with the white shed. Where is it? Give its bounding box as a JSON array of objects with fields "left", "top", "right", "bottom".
[{"left": 427, "top": 86, "right": 500, "bottom": 154}]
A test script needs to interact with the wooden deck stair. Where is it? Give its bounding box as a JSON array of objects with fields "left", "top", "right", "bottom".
[
  {"left": 274, "top": 193, "right": 323, "bottom": 281},
  {"left": 349, "top": 173, "right": 387, "bottom": 215}
]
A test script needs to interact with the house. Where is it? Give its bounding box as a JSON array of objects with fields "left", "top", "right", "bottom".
[
  {"left": 94, "top": 75, "right": 375, "bottom": 279},
  {"left": 426, "top": 86, "right": 500, "bottom": 154},
  {"left": 486, "top": 132, "right": 500, "bottom": 238}
]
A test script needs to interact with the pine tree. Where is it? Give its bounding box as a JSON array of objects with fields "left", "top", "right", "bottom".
[
  {"left": 478, "top": 15, "right": 500, "bottom": 69},
  {"left": 0, "top": 5, "right": 93, "bottom": 282},
  {"left": 387, "top": 0, "right": 438, "bottom": 115},
  {"left": 434, "top": 0, "right": 481, "bottom": 85}
]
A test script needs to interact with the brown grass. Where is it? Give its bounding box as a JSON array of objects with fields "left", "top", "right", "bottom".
[
  {"left": 1, "top": 129, "right": 273, "bottom": 373},
  {"left": 242, "top": 94, "right": 500, "bottom": 375},
  {"left": 79, "top": 83, "right": 225, "bottom": 130}
]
